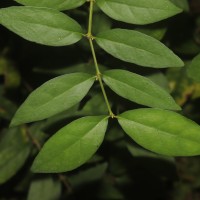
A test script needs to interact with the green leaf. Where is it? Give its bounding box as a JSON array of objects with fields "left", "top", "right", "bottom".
[
  {"left": 103, "top": 70, "right": 180, "bottom": 110},
  {"left": 96, "top": 0, "right": 182, "bottom": 25},
  {"left": 27, "top": 177, "right": 61, "bottom": 200},
  {"left": 0, "top": 6, "right": 83, "bottom": 46},
  {"left": 96, "top": 29, "right": 184, "bottom": 68},
  {"left": 31, "top": 116, "right": 108, "bottom": 172},
  {"left": 15, "top": 0, "right": 86, "bottom": 11},
  {"left": 187, "top": 53, "right": 200, "bottom": 82},
  {"left": 0, "top": 127, "right": 30, "bottom": 184},
  {"left": 118, "top": 108, "right": 200, "bottom": 156},
  {"left": 11, "top": 73, "right": 95, "bottom": 126}
]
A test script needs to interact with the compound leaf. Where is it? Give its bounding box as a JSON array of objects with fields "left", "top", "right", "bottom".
[
  {"left": 103, "top": 69, "right": 180, "bottom": 110},
  {"left": 96, "top": 29, "right": 184, "bottom": 68},
  {"left": 0, "top": 6, "right": 83, "bottom": 46},
  {"left": 31, "top": 116, "right": 108, "bottom": 172},
  {"left": 118, "top": 109, "right": 200, "bottom": 156},
  {"left": 11, "top": 73, "right": 95, "bottom": 126}
]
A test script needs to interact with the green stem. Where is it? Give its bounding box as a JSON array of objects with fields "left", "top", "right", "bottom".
[
  {"left": 87, "top": 0, "right": 115, "bottom": 118},
  {"left": 88, "top": 0, "right": 94, "bottom": 35}
]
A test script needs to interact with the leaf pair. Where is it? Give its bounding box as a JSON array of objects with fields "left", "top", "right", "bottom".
[
  {"left": 0, "top": 6, "right": 183, "bottom": 68},
  {"left": 15, "top": 0, "right": 183, "bottom": 25},
  {"left": 32, "top": 107, "right": 200, "bottom": 173},
  {"left": 11, "top": 69, "right": 180, "bottom": 126}
]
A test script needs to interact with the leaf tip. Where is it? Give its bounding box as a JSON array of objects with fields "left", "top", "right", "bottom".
[
  {"left": 173, "top": 104, "right": 182, "bottom": 111},
  {"left": 174, "top": 57, "right": 184, "bottom": 68},
  {"left": 31, "top": 157, "right": 43, "bottom": 173},
  {"left": 9, "top": 118, "right": 19, "bottom": 128}
]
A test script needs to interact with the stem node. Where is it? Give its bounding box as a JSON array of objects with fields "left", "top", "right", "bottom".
[{"left": 87, "top": 0, "right": 115, "bottom": 118}]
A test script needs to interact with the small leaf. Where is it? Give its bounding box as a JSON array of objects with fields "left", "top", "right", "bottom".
[
  {"left": 0, "top": 127, "right": 30, "bottom": 184},
  {"left": 11, "top": 73, "right": 95, "bottom": 126},
  {"left": 187, "top": 53, "right": 200, "bottom": 82},
  {"left": 31, "top": 116, "right": 108, "bottom": 172},
  {"left": 96, "top": 0, "right": 182, "bottom": 25},
  {"left": 96, "top": 29, "right": 184, "bottom": 68},
  {"left": 118, "top": 108, "right": 200, "bottom": 156},
  {"left": 15, "top": 0, "right": 86, "bottom": 11},
  {"left": 27, "top": 176, "right": 61, "bottom": 200},
  {"left": 103, "top": 70, "right": 180, "bottom": 110},
  {"left": 0, "top": 6, "right": 83, "bottom": 46}
]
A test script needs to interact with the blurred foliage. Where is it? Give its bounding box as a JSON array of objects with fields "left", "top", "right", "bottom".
[{"left": 1, "top": 0, "right": 200, "bottom": 200}]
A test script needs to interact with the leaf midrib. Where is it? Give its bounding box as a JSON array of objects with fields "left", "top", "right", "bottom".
[
  {"left": 44, "top": 117, "right": 107, "bottom": 164},
  {"left": 119, "top": 117, "right": 199, "bottom": 144},
  {"left": 29, "top": 76, "right": 95, "bottom": 110},
  {"left": 96, "top": 34, "right": 164, "bottom": 58},
  {"left": 8, "top": 19, "right": 81, "bottom": 35},
  {"left": 104, "top": 75, "right": 167, "bottom": 106}
]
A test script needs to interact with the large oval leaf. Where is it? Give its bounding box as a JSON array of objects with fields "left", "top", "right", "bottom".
[
  {"left": 96, "top": 0, "right": 182, "bottom": 25},
  {"left": 0, "top": 127, "right": 31, "bottom": 184},
  {"left": 15, "top": 0, "right": 86, "bottom": 11},
  {"left": 0, "top": 6, "right": 83, "bottom": 46},
  {"left": 187, "top": 53, "right": 200, "bottom": 82},
  {"left": 103, "top": 70, "right": 180, "bottom": 110},
  {"left": 31, "top": 116, "right": 108, "bottom": 172},
  {"left": 118, "top": 109, "right": 200, "bottom": 156},
  {"left": 11, "top": 73, "right": 95, "bottom": 126},
  {"left": 96, "top": 29, "right": 184, "bottom": 68}
]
